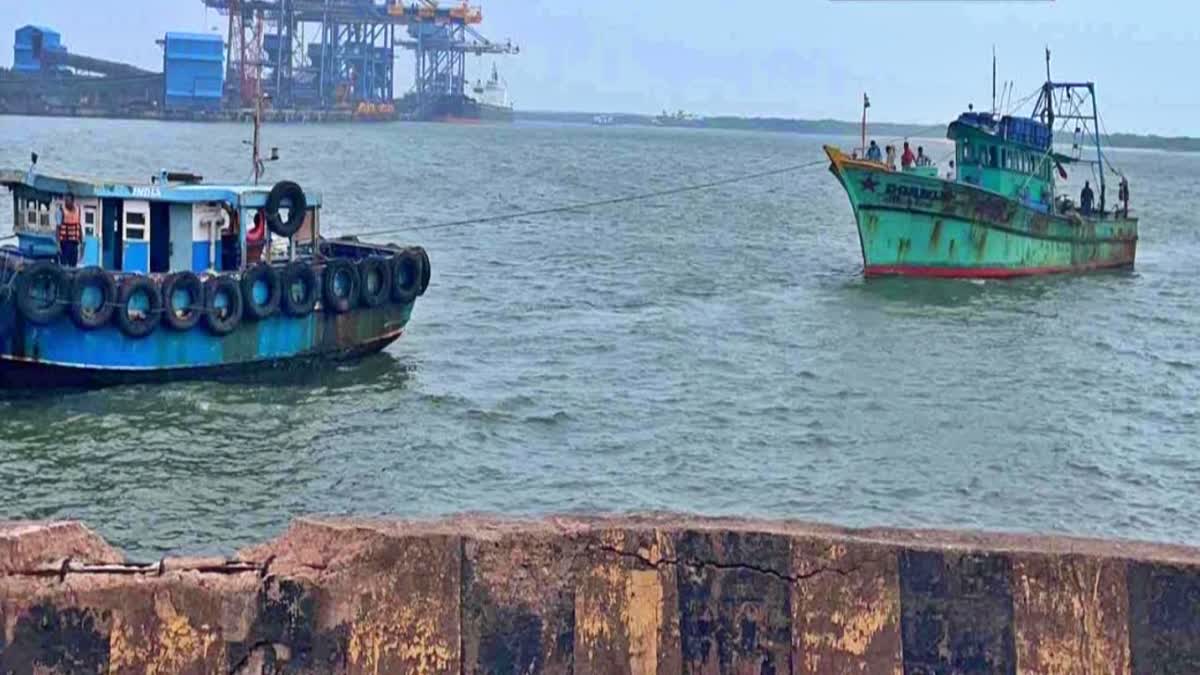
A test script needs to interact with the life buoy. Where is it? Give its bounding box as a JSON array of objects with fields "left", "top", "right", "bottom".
[
  {"left": 68, "top": 266, "right": 116, "bottom": 330},
  {"left": 115, "top": 276, "right": 162, "bottom": 339},
  {"left": 247, "top": 210, "right": 267, "bottom": 244},
  {"left": 160, "top": 271, "right": 204, "bottom": 331},
  {"left": 321, "top": 258, "right": 359, "bottom": 314},
  {"left": 265, "top": 181, "right": 307, "bottom": 238},
  {"left": 240, "top": 263, "right": 281, "bottom": 321},
  {"left": 280, "top": 261, "right": 319, "bottom": 317},
  {"left": 389, "top": 249, "right": 424, "bottom": 304},
  {"left": 357, "top": 257, "right": 392, "bottom": 308},
  {"left": 203, "top": 275, "right": 243, "bottom": 336},
  {"left": 15, "top": 261, "right": 68, "bottom": 325}
]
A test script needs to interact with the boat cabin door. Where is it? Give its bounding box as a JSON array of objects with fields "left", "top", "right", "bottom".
[
  {"left": 122, "top": 200, "right": 151, "bottom": 274},
  {"left": 79, "top": 199, "right": 101, "bottom": 266},
  {"left": 168, "top": 204, "right": 193, "bottom": 272},
  {"left": 100, "top": 199, "right": 123, "bottom": 269}
]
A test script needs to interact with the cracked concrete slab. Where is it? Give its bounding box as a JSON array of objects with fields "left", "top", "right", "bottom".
[{"left": 3, "top": 515, "right": 1200, "bottom": 673}]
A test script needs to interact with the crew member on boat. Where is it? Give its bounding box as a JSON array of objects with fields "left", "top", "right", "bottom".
[
  {"left": 55, "top": 192, "right": 82, "bottom": 267},
  {"left": 220, "top": 207, "right": 241, "bottom": 271},
  {"left": 1118, "top": 177, "right": 1130, "bottom": 217},
  {"left": 901, "top": 142, "right": 916, "bottom": 170},
  {"left": 1080, "top": 181, "right": 1095, "bottom": 215},
  {"left": 866, "top": 140, "right": 883, "bottom": 162},
  {"left": 247, "top": 210, "right": 267, "bottom": 263}
]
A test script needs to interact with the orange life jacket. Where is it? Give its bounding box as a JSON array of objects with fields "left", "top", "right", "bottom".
[{"left": 58, "top": 204, "right": 81, "bottom": 241}]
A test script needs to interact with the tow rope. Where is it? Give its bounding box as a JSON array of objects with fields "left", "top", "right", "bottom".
[{"left": 348, "top": 158, "right": 830, "bottom": 238}]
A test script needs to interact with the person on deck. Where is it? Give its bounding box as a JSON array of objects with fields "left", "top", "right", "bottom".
[
  {"left": 1118, "top": 177, "right": 1130, "bottom": 217},
  {"left": 1080, "top": 181, "right": 1095, "bottom": 215},
  {"left": 55, "top": 193, "right": 82, "bottom": 267},
  {"left": 946, "top": 160, "right": 956, "bottom": 181},
  {"left": 901, "top": 142, "right": 916, "bottom": 170},
  {"left": 916, "top": 146, "right": 932, "bottom": 167},
  {"left": 866, "top": 140, "right": 882, "bottom": 162},
  {"left": 885, "top": 145, "right": 897, "bottom": 170},
  {"left": 220, "top": 209, "right": 241, "bottom": 271}
]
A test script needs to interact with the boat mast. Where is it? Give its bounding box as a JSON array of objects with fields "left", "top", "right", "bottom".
[
  {"left": 251, "top": 11, "right": 264, "bottom": 185},
  {"left": 1032, "top": 48, "right": 1111, "bottom": 213},
  {"left": 1042, "top": 47, "right": 1054, "bottom": 129},
  {"left": 1092, "top": 83, "right": 1105, "bottom": 212},
  {"left": 992, "top": 46, "right": 996, "bottom": 116},
  {"left": 860, "top": 92, "right": 869, "bottom": 157}
]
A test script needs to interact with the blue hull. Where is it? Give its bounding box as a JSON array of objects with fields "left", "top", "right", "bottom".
[{"left": 0, "top": 302, "right": 413, "bottom": 389}]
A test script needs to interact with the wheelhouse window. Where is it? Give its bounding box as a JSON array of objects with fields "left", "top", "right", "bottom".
[
  {"left": 126, "top": 211, "right": 147, "bottom": 240},
  {"left": 23, "top": 199, "right": 37, "bottom": 228}
]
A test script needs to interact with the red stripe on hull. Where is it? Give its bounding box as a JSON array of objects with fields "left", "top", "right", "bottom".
[{"left": 865, "top": 261, "right": 1134, "bottom": 279}]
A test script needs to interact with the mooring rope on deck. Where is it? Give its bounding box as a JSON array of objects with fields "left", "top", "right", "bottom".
[{"left": 347, "top": 157, "right": 831, "bottom": 238}]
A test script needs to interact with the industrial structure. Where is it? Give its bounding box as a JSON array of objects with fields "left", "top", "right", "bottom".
[
  {"left": 203, "top": 0, "right": 517, "bottom": 120},
  {"left": 1, "top": 25, "right": 172, "bottom": 118},
  {"left": 1, "top": 1, "right": 516, "bottom": 122}
]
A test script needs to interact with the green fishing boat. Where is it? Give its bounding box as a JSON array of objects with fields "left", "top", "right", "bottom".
[{"left": 826, "top": 55, "right": 1137, "bottom": 278}]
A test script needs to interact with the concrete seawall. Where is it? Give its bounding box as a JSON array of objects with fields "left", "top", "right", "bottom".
[{"left": 2, "top": 515, "right": 1199, "bottom": 673}]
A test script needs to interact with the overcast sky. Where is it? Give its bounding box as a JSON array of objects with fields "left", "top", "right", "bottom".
[{"left": 2, "top": 0, "right": 1194, "bottom": 135}]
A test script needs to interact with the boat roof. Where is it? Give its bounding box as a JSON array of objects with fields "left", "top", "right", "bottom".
[{"left": 0, "top": 169, "right": 322, "bottom": 209}]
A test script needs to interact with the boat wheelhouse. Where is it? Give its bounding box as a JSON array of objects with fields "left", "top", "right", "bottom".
[
  {"left": 824, "top": 55, "right": 1137, "bottom": 278},
  {"left": 0, "top": 163, "right": 429, "bottom": 388}
]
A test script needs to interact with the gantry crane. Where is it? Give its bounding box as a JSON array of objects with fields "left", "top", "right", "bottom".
[
  {"left": 389, "top": 1, "right": 517, "bottom": 118},
  {"left": 201, "top": 0, "right": 516, "bottom": 119}
]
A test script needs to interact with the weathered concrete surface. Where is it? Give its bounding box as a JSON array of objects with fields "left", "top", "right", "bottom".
[{"left": 3, "top": 515, "right": 1200, "bottom": 674}]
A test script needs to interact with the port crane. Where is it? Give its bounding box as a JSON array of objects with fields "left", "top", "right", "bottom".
[
  {"left": 202, "top": 0, "right": 516, "bottom": 119},
  {"left": 389, "top": 0, "right": 517, "bottom": 118}
]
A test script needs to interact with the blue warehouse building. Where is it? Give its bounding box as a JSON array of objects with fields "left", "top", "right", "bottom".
[
  {"left": 162, "top": 32, "right": 224, "bottom": 111},
  {"left": 13, "top": 25, "right": 67, "bottom": 73}
]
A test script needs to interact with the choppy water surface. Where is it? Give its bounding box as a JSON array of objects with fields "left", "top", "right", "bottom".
[{"left": 1, "top": 116, "right": 1197, "bottom": 557}]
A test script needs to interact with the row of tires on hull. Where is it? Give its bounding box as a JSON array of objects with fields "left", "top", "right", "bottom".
[{"left": 4, "top": 248, "right": 430, "bottom": 339}]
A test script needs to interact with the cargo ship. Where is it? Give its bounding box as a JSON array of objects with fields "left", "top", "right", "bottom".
[
  {"left": 468, "top": 63, "right": 514, "bottom": 123},
  {"left": 825, "top": 56, "right": 1137, "bottom": 278},
  {"left": 404, "top": 63, "right": 513, "bottom": 124}
]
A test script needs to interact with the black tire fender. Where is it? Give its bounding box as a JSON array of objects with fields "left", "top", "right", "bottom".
[
  {"left": 390, "top": 249, "right": 424, "bottom": 304},
  {"left": 15, "top": 261, "right": 68, "bottom": 325},
  {"left": 280, "top": 261, "right": 319, "bottom": 317},
  {"left": 265, "top": 181, "right": 307, "bottom": 238},
  {"left": 240, "top": 263, "right": 281, "bottom": 321},
  {"left": 160, "top": 271, "right": 204, "bottom": 331},
  {"left": 415, "top": 246, "right": 431, "bottom": 296},
  {"left": 321, "top": 258, "right": 358, "bottom": 314},
  {"left": 203, "top": 275, "right": 243, "bottom": 336},
  {"left": 357, "top": 257, "right": 391, "bottom": 308},
  {"left": 68, "top": 266, "right": 116, "bottom": 330},
  {"left": 115, "top": 275, "right": 162, "bottom": 339}
]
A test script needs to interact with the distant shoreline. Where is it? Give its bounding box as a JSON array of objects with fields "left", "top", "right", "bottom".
[{"left": 516, "top": 111, "right": 1200, "bottom": 153}]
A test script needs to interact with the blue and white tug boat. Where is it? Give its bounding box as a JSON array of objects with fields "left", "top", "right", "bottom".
[{"left": 0, "top": 148, "right": 429, "bottom": 389}]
